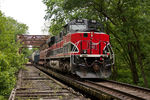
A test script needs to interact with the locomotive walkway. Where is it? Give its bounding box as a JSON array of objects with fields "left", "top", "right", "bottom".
[{"left": 9, "top": 63, "right": 88, "bottom": 100}]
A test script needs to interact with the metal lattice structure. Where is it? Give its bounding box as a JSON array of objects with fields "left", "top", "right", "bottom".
[{"left": 17, "top": 35, "right": 50, "bottom": 48}]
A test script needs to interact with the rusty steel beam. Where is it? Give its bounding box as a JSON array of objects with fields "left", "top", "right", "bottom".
[
  {"left": 21, "top": 46, "right": 40, "bottom": 48},
  {"left": 22, "top": 41, "right": 46, "bottom": 45},
  {"left": 17, "top": 35, "right": 50, "bottom": 47},
  {"left": 17, "top": 35, "right": 49, "bottom": 41}
]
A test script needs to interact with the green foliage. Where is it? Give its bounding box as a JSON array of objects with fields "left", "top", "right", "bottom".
[
  {"left": 22, "top": 48, "right": 33, "bottom": 58},
  {"left": 43, "top": 0, "right": 150, "bottom": 87},
  {"left": 0, "top": 10, "right": 28, "bottom": 98},
  {"left": 0, "top": 95, "right": 5, "bottom": 100}
]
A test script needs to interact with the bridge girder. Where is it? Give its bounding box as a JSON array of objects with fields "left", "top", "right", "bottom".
[{"left": 17, "top": 35, "right": 50, "bottom": 48}]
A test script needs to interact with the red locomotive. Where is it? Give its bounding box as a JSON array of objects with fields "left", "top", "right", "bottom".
[{"left": 36, "top": 19, "right": 114, "bottom": 78}]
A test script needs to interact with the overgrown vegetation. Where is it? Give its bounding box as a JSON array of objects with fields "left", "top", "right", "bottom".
[
  {"left": 0, "top": 11, "right": 28, "bottom": 99},
  {"left": 43, "top": 0, "right": 150, "bottom": 87}
]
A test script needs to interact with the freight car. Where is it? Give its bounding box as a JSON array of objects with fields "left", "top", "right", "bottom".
[
  {"left": 31, "top": 50, "right": 40, "bottom": 64},
  {"left": 35, "top": 19, "right": 115, "bottom": 78}
]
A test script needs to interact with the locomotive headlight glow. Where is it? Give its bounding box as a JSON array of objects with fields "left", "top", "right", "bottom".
[
  {"left": 91, "top": 20, "right": 96, "bottom": 23},
  {"left": 77, "top": 19, "right": 83, "bottom": 23}
]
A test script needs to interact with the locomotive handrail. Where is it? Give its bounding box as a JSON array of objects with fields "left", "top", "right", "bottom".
[
  {"left": 72, "top": 40, "right": 109, "bottom": 53},
  {"left": 71, "top": 40, "right": 110, "bottom": 66},
  {"left": 74, "top": 40, "right": 108, "bottom": 54}
]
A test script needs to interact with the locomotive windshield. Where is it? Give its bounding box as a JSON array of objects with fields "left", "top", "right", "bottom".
[
  {"left": 70, "top": 25, "right": 86, "bottom": 31},
  {"left": 68, "top": 19, "right": 103, "bottom": 32}
]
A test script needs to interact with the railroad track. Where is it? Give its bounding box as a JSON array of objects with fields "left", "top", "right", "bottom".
[
  {"left": 9, "top": 64, "right": 88, "bottom": 100},
  {"left": 84, "top": 80, "right": 150, "bottom": 100},
  {"left": 36, "top": 65, "right": 150, "bottom": 100}
]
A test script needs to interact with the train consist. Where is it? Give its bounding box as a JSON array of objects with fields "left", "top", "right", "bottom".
[{"left": 31, "top": 19, "right": 114, "bottom": 78}]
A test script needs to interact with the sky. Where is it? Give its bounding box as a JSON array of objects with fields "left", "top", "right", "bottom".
[{"left": 0, "top": 0, "right": 49, "bottom": 35}]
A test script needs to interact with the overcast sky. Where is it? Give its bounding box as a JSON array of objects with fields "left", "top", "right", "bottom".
[{"left": 0, "top": 0, "right": 49, "bottom": 35}]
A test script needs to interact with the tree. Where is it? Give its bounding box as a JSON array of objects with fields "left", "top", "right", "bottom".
[
  {"left": 43, "top": 0, "right": 150, "bottom": 87},
  {"left": 0, "top": 11, "right": 28, "bottom": 99}
]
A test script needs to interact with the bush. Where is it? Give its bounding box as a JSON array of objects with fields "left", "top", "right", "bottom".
[{"left": 0, "top": 11, "right": 28, "bottom": 98}]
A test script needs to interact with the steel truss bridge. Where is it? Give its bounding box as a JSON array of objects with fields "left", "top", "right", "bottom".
[{"left": 17, "top": 35, "right": 50, "bottom": 52}]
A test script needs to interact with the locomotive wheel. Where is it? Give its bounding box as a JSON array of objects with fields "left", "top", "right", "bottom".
[
  {"left": 64, "top": 61, "right": 71, "bottom": 72},
  {"left": 59, "top": 60, "right": 65, "bottom": 71}
]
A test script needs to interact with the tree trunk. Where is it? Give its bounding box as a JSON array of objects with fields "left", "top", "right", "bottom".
[
  {"left": 132, "top": 29, "right": 148, "bottom": 87},
  {"left": 134, "top": 44, "right": 148, "bottom": 87},
  {"left": 138, "top": 54, "right": 148, "bottom": 87},
  {"left": 128, "top": 43, "right": 139, "bottom": 84}
]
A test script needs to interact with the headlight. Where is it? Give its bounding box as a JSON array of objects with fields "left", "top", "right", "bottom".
[
  {"left": 76, "top": 19, "right": 83, "bottom": 23},
  {"left": 91, "top": 20, "right": 96, "bottom": 23}
]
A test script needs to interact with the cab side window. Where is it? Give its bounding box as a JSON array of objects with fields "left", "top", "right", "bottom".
[
  {"left": 59, "top": 32, "right": 63, "bottom": 41},
  {"left": 63, "top": 25, "right": 69, "bottom": 36}
]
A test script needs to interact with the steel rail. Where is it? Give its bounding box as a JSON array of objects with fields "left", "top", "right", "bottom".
[
  {"left": 36, "top": 65, "right": 150, "bottom": 100},
  {"left": 106, "top": 80, "right": 150, "bottom": 92},
  {"left": 94, "top": 80, "right": 150, "bottom": 100},
  {"left": 85, "top": 81, "right": 148, "bottom": 100}
]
